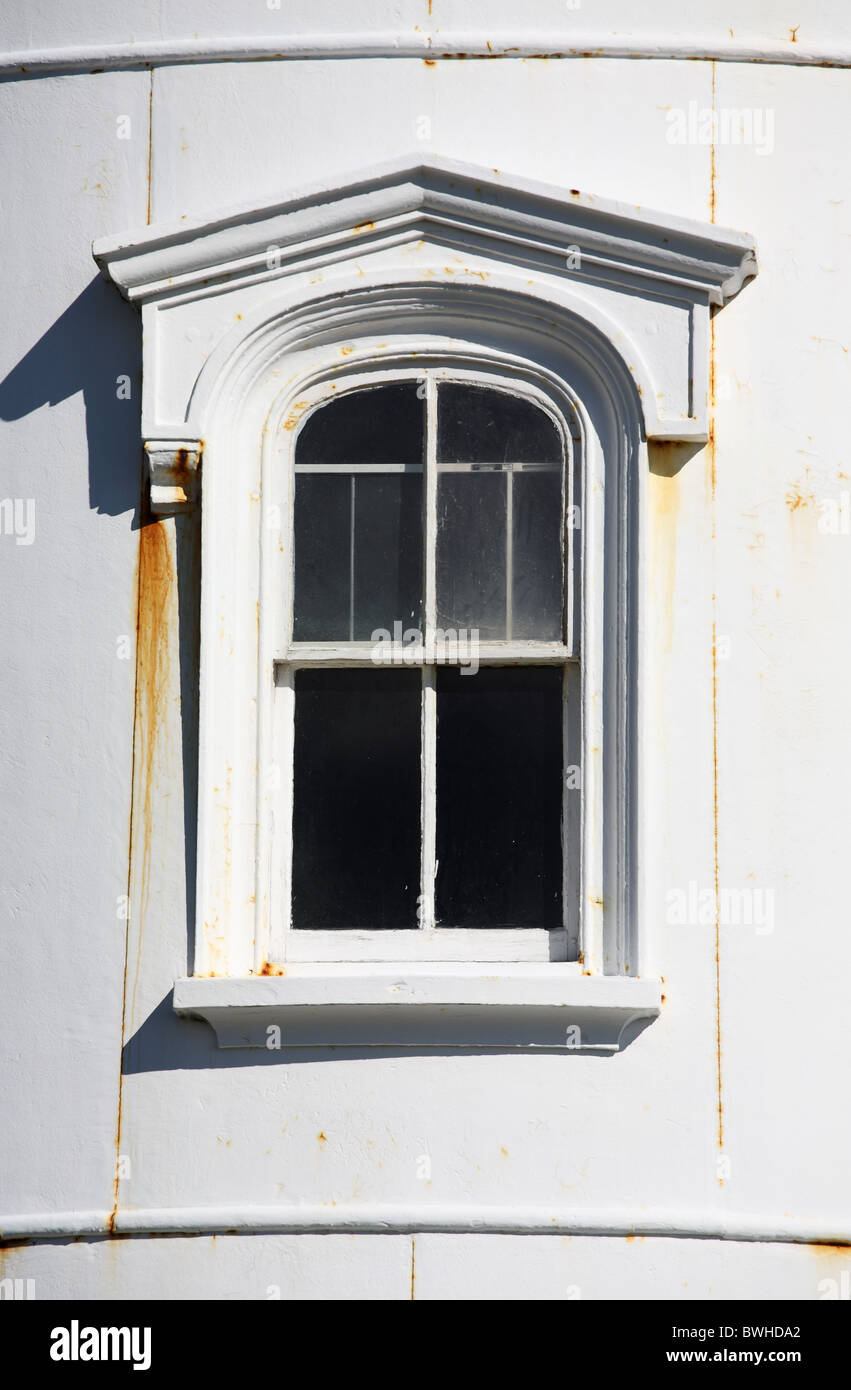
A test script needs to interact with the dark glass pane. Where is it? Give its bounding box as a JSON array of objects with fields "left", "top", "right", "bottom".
[
  {"left": 293, "top": 472, "right": 423, "bottom": 641},
  {"left": 353, "top": 473, "right": 423, "bottom": 639},
  {"left": 292, "top": 473, "right": 351, "bottom": 641},
  {"left": 437, "top": 383, "right": 562, "bottom": 463},
  {"left": 511, "top": 469, "right": 564, "bottom": 640},
  {"left": 436, "top": 471, "right": 507, "bottom": 640},
  {"left": 435, "top": 666, "right": 562, "bottom": 928},
  {"left": 296, "top": 383, "right": 424, "bottom": 466},
  {"left": 292, "top": 669, "right": 421, "bottom": 929}
]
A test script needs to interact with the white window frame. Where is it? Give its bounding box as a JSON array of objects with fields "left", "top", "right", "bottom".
[
  {"left": 267, "top": 364, "right": 576, "bottom": 965},
  {"left": 94, "top": 156, "right": 756, "bottom": 1047}
]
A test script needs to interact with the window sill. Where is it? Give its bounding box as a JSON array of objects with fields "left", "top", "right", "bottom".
[{"left": 172, "top": 966, "right": 661, "bottom": 1051}]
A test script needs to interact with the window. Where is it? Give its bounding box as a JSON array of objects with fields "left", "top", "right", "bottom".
[
  {"left": 96, "top": 157, "right": 755, "bottom": 1044},
  {"left": 275, "top": 373, "right": 572, "bottom": 961}
]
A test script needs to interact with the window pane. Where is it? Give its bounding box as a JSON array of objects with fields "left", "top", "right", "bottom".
[
  {"left": 293, "top": 382, "right": 425, "bottom": 641},
  {"left": 437, "top": 382, "right": 562, "bottom": 464},
  {"left": 292, "top": 669, "right": 421, "bottom": 929},
  {"left": 353, "top": 472, "right": 422, "bottom": 639},
  {"left": 292, "top": 473, "right": 351, "bottom": 640},
  {"left": 511, "top": 469, "right": 564, "bottom": 640},
  {"left": 435, "top": 666, "right": 563, "bottom": 928},
  {"left": 296, "top": 382, "right": 424, "bottom": 466},
  {"left": 436, "top": 383, "right": 564, "bottom": 640},
  {"left": 436, "top": 471, "right": 507, "bottom": 640},
  {"left": 293, "top": 473, "right": 423, "bottom": 641}
]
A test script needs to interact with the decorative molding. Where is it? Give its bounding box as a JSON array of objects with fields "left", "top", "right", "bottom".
[
  {"left": 144, "top": 439, "right": 202, "bottom": 514},
  {"left": 2, "top": 1205, "right": 849, "bottom": 1246},
  {"left": 95, "top": 155, "right": 755, "bottom": 310},
  {"left": 172, "top": 969, "right": 662, "bottom": 1050},
  {"left": 95, "top": 156, "right": 757, "bottom": 445},
  {"left": 4, "top": 32, "right": 850, "bottom": 78}
]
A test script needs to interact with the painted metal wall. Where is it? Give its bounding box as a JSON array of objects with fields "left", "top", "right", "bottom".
[{"left": 1, "top": 2, "right": 850, "bottom": 1298}]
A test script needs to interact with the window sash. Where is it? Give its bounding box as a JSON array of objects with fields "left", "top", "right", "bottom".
[{"left": 271, "top": 369, "right": 575, "bottom": 964}]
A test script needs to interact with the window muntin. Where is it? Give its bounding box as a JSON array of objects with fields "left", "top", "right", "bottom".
[{"left": 275, "top": 369, "right": 574, "bottom": 960}]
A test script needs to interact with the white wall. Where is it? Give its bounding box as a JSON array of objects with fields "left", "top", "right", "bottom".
[{"left": 1, "top": 2, "right": 850, "bottom": 1299}]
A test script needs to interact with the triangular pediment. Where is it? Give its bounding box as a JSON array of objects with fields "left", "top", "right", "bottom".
[{"left": 94, "top": 155, "right": 756, "bottom": 308}]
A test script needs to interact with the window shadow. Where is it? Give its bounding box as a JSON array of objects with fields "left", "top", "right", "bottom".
[
  {"left": 0, "top": 272, "right": 200, "bottom": 979},
  {"left": 121, "top": 991, "right": 647, "bottom": 1072},
  {"left": 0, "top": 273, "right": 143, "bottom": 523}
]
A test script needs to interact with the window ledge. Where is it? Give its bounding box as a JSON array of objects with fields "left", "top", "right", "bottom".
[{"left": 172, "top": 967, "right": 661, "bottom": 1051}]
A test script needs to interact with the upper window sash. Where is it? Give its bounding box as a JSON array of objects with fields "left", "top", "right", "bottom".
[{"left": 280, "top": 369, "right": 576, "bottom": 663}]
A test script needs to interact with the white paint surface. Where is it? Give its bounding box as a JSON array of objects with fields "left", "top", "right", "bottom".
[{"left": 1, "top": 6, "right": 850, "bottom": 1298}]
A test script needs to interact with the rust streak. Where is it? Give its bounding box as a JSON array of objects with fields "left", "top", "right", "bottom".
[
  {"left": 146, "top": 70, "right": 153, "bottom": 226},
  {"left": 132, "top": 519, "right": 174, "bottom": 1029},
  {"left": 410, "top": 1235, "right": 416, "bottom": 1299},
  {"left": 709, "top": 59, "right": 724, "bottom": 1167},
  {"left": 110, "top": 507, "right": 176, "bottom": 1239}
]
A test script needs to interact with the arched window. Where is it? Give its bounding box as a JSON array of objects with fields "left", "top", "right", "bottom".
[
  {"left": 278, "top": 373, "right": 570, "bottom": 958},
  {"left": 97, "top": 159, "right": 755, "bottom": 1044}
]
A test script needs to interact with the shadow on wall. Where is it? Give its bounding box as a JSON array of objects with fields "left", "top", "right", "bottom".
[
  {"left": 0, "top": 272, "right": 201, "bottom": 982},
  {"left": 122, "top": 992, "right": 646, "bottom": 1073},
  {"left": 0, "top": 274, "right": 143, "bottom": 522}
]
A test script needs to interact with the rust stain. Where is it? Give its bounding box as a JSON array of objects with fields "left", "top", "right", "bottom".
[
  {"left": 258, "top": 961, "right": 285, "bottom": 976},
  {"left": 317, "top": 1131, "right": 328, "bottom": 1144},
  {"left": 353, "top": 219, "right": 375, "bottom": 234},
  {"left": 146, "top": 70, "right": 153, "bottom": 226},
  {"left": 424, "top": 58, "right": 436, "bottom": 66},
  {"left": 110, "top": 507, "right": 178, "bottom": 1237},
  {"left": 648, "top": 442, "right": 684, "bottom": 655},
  {"left": 709, "top": 61, "right": 724, "bottom": 1169},
  {"left": 785, "top": 482, "right": 816, "bottom": 512},
  {"left": 410, "top": 1236, "right": 416, "bottom": 1299},
  {"left": 790, "top": 26, "right": 800, "bottom": 43},
  {"left": 134, "top": 520, "right": 174, "bottom": 991},
  {"left": 283, "top": 400, "right": 309, "bottom": 430}
]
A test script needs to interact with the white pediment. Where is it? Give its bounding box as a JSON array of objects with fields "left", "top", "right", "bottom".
[{"left": 95, "top": 155, "right": 757, "bottom": 456}]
